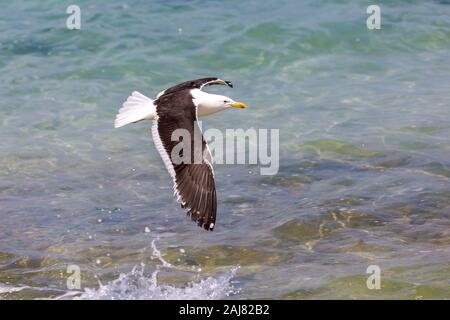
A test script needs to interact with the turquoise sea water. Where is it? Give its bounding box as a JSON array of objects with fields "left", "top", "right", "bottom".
[{"left": 1, "top": 0, "right": 449, "bottom": 299}]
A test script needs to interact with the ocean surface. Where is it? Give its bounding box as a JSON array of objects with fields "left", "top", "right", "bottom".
[{"left": 1, "top": 0, "right": 450, "bottom": 299}]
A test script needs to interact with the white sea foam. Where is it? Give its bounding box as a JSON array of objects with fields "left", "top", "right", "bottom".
[
  {"left": 0, "top": 283, "right": 69, "bottom": 298},
  {"left": 0, "top": 284, "right": 30, "bottom": 294}
]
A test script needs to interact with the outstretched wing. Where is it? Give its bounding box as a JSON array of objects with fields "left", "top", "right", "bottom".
[
  {"left": 157, "top": 77, "right": 233, "bottom": 98},
  {"left": 151, "top": 90, "right": 217, "bottom": 231}
]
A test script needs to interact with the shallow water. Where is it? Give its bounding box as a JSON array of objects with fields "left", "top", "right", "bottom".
[{"left": 1, "top": 0, "right": 450, "bottom": 299}]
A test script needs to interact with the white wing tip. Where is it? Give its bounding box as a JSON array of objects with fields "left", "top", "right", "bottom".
[
  {"left": 114, "top": 119, "right": 125, "bottom": 128},
  {"left": 114, "top": 91, "right": 155, "bottom": 128}
]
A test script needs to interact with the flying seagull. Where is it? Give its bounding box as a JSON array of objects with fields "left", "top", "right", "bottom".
[{"left": 114, "top": 78, "right": 247, "bottom": 231}]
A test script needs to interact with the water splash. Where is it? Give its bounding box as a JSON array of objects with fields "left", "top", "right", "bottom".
[
  {"left": 76, "top": 265, "right": 240, "bottom": 300},
  {"left": 75, "top": 239, "right": 239, "bottom": 300},
  {"left": 1, "top": 239, "right": 240, "bottom": 300},
  {"left": 150, "top": 239, "right": 173, "bottom": 268}
]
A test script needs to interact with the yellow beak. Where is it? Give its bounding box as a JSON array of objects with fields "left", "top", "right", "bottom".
[{"left": 231, "top": 102, "right": 247, "bottom": 109}]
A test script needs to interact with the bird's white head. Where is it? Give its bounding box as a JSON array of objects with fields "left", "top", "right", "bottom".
[{"left": 191, "top": 89, "right": 247, "bottom": 117}]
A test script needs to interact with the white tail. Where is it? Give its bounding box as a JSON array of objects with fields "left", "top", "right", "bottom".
[{"left": 114, "top": 91, "right": 156, "bottom": 128}]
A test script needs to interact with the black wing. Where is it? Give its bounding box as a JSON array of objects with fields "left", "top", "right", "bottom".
[
  {"left": 159, "top": 77, "right": 233, "bottom": 98},
  {"left": 151, "top": 90, "right": 217, "bottom": 231}
]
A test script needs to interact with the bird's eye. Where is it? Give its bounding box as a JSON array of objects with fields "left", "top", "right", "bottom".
[{"left": 224, "top": 100, "right": 228, "bottom": 103}]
